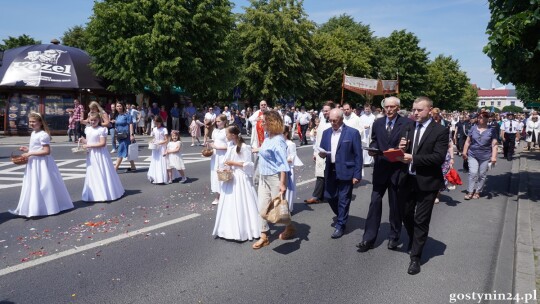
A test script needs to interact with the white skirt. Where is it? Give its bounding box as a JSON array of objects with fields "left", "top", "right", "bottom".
[
  {"left": 12, "top": 155, "right": 74, "bottom": 217},
  {"left": 83, "top": 147, "right": 125, "bottom": 202},
  {"left": 212, "top": 170, "right": 261, "bottom": 241}
]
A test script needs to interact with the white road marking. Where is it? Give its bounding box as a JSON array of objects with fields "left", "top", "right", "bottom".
[{"left": 0, "top": 213, "right": 201, "bottom": 277}]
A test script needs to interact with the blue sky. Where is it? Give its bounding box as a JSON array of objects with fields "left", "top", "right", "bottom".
[{"left": 0, "top": 0, "right": 504, "bottom": 89}]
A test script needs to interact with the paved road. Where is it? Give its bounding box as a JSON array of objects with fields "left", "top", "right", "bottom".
[{"left": 0, "top": 138, "right": 515, "bottom": 303}]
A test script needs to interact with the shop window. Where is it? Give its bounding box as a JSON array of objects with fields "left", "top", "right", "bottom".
[
  {"left": 481, "top": 101, "right": 485, "bottom": 106},
  {"left": 7, "top": 93, "right": 39, "bottom": 135},
  {"left": 44, "top": 95, "right": 73, "bottom": 132},
  {"left": 0, "top": 93, "right": 7, "bottom": 132}
]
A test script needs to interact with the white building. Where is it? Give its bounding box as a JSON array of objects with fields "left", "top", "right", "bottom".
[{"left": 477, "top": 86, "right": 524, "bottom": 110}]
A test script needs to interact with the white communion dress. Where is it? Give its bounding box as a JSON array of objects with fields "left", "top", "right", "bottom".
[
  {"left": 10, "top": 130, "right": 74, "bottom": 217},
  {"left": 212, "top": 144, "right": 261, "bottom": 241},
  {"left": 210, "top": 128, "right": 228, "bottom": 192},
  {"left": 82, "top": 126, "right": 125, "bottom": 201},
  {"left": 148, "top": 127, "right": 178, "bottom": 183}
]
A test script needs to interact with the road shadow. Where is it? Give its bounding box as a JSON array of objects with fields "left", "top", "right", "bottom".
[
  {"left": 343, "top": 215, "right": 366, "bottom": 237},
  {"left": 440, "top": 192, "right": 462, "bottom": 207},
  {"left": 421, "top": 237, "right": 447, "bottom": 264},
  {"left": 272, "top": 222, "right": 310, "bottom": 255},
  {"left": 0, "top": 300, "right": 16, "bottom": 304}
]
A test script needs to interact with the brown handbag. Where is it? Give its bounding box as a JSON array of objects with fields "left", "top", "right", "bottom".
[{"left": 260, "top": 194, "right": 291, "bottom": 224}]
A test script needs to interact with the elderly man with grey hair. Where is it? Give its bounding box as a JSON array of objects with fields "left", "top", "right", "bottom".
[
  {"left": 357, "top": 96, "right": 415, "bottom": 252},
  {"left": 318, "top": 108, "right": 363, "bottom": 239}
]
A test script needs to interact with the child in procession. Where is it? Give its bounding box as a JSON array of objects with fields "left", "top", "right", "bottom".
[
  {"left": 9, "top": 112, "right": 74, "bottom": 217},
  {"left": 189, "top": 114, "right": 205, "bottom": 146},
  {"left": 284, "top": 126, "right": 303, "bottom": 213},
  {"left": 80, "top": 112, "right": 125, "bottom": 202},
  {"left": 164, "top": 130, "right": 187, "bottom": 184},
  {"left": 148, "top": 116, "right": 170, "bottom": 184},
  {"left": 212, "top": 125, "right": 260, "bottom": 241}
]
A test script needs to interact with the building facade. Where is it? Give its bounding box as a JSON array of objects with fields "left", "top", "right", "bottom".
[{"left": 477, "top": 86, "right": 524, "bottom": 110}]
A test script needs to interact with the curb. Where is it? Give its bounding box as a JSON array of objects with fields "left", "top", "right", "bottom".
[{"left": 514, "top": 155, "right": 538, "bottom": 304}]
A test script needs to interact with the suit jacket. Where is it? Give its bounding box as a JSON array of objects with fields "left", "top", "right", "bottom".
[
  {"left": 398, "top": 120, "right": 449, "bottom": 192},
  {"left": 320, "top": 124, "right": 363, "bottom": 181},
  {"left": 370, "top": 115, "right": 414, "bottom": 185}
]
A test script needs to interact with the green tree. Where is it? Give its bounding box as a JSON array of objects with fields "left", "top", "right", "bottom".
[
  {"left": 516, "top": 83, "right": 540, "bottom": 104},
  {"left": 85, "top": 0, "right": 235, "bottom": 100},
  {"left": 375, "top": 30, "right": 430, "bottom": 109},
  {"left": 0, "top": 34, "right": 41, "bottom": 51},
  {"left": 426, "top": 55, "right": 471, "bottom": 110},
  {"left": 312, "top": 15, "right": 374, "bottom": 105},
  {"left": 61, "top": 25, "right": 89, "bottom": 51},
  {"left": 502, "top": 105, "right": 524, "bottom": 113},
  {"left": 484, "top": 0, "right": 540, "bottom": 90},
  {"left": 237, "top": 0, "right": 319, "bottom": 103},
  {"left": 459, "top": 83, "right": 479, "bottom": 111}
]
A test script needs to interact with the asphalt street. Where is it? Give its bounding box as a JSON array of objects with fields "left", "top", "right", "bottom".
[{"left": 0, "top": 137, "right": 515, "bottom": 303}]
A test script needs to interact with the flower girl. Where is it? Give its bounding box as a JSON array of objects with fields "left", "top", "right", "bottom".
[
  {"left": 189, "top": 114, "right": 205, "bottom": 146},
  {"left": 9, "top": 113, "right": 74, "bottom": 217},
  {"left": 212, "top": 125, "right": 260, "bottom": 241},
  {"left": 284, "top": 126, "right": 303, "bottom": 212},
  {"left": 148, "top": 116, "right": 169, "bottom": 184},
  {"left": 80, "top": 112, "right": 125, "bottom": 202},
  {"left": 164, "top": 130, "right": 186, "bottom": 184}
]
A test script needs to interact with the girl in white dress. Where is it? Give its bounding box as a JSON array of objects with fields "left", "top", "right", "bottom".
[
  {"left": 164, "top": 130, "right": 187, "bottom": 184},
  {"left": 80, "top": 112, "right": 125, "bottom": 202},
  {"left": 212, "top": 125, "right": 261, "bottom": 241},
  {"left": 209, "top": 114, "right": 229, "bottom": 205},
  {"left": 148, "top": 116, "right": 169, "bottom": 184},
  {"left": 9, "top": 112, "right": 74, "bottom": 217},
  {"left": 284, "top": 126, "right": 304, "bottom": 213}
]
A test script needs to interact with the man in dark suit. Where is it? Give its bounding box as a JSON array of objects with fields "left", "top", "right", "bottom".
[
  {"left": 397, "top": 96, "right": 449, "bottom": 275},
  {"left": 319, "top": 108, "right": 363, "bottom": 239},
  {"left": 357, "top": 97, "right": 414, "bottom": 252}
]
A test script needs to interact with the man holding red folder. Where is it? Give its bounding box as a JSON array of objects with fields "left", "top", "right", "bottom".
[{"left": 357, "top": 97, "right": 414, "bottom": 253}]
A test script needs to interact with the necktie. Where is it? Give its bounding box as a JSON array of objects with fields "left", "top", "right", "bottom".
[
  {"left": 386, "top": 121, "right": 392, "bottom": 137},
  {"left": 509, "top": 120, "right": 513, "bottom": 132},
  {"left": 413, "top": 123, "right": 423, "bottom": 154}
]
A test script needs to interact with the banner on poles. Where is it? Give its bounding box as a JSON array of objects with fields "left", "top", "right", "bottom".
[{"left": 343, "top": 74, "right": 399, "bottom": 96}]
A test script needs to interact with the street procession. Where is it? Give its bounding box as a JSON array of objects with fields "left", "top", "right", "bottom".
[{"left": 0, "top": 0, "right": 539, "bottom": 303}]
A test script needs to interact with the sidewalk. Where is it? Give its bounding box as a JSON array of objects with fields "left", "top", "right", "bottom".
[{"left": 514, "top": 147, "right": 540, "bottom": 303}]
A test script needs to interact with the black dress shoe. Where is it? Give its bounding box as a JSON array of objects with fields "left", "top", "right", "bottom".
[
  {"left": 407, "top": 260, "right": 421, "bottom": 275},
  {"left": 356, "top": 241, "right": 374, "bottom": 252},
  {"left": 331, "top": 228, "right": 344, "bottom": 239},
  {"left": 387, "top": 239, "right": 400, "bottom": 250}
]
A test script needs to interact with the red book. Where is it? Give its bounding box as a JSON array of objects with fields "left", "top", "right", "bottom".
[{"left": 383, "top": 148, "right": 404, "bottom": 162}]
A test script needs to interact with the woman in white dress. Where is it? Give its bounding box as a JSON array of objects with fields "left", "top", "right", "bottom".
[
  {"left": 80, "top": 112, "right": 125, "bottom": 202},
  {"left": 9, "top": 112, "right": 74, "bottom": 217},
  {"left": 212, "top": 125, "right": 261, "bottom": 241},
  {"left": 148, "top": 116, "right": 170, "bottom": 184},
  {"left": 284, "top": 126, "right": 303, "bottom": 213},
  {"left": 209, "top": 114, "right": 229, "bottom": 205}
]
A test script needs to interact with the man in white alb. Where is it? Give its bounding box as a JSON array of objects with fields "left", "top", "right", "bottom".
[{"left": 359, "top": 104, "right": 376, "bottom": 166}]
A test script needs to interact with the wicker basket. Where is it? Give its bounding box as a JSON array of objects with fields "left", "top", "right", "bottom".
[
  {"left": 11, "top": 152, "right": 28, "bottom": 165},
  {"left": 201, "top": 144, "right": 213, "bottom": 157},
  {"left": 72, "top": 141, "right": 87, "bottom": 154},
  {"left": 217, "top": 169, "right": 233, "bottom": 182}
]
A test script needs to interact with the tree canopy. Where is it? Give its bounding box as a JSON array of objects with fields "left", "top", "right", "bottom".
[
  {"left": 85, "top": 0, "right": 235, "bottom": 99},
  {"left": 0, "top": 34, "right": 41, "bottom": 51},
  {"left": 427, "top": 55, "right": 471, "bottom": 110},
  {"left": 61, "top": 25, "right": 89, "bottom": 51},
  {"left": 484, "top": 0, "right": 540, "bottom": 90},
  {"left": 237, "top": 0, "right": 319, "bottom": 103}
]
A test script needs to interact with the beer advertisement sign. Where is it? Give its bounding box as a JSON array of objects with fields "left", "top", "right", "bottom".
[{"left": 0, "top": 47, "right": 77, "bottom": 87}]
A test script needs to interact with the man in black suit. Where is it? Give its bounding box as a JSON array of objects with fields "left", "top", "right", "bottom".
[
  {"left": 397, "top": 96, "right": 449, "bottom": 275},
  {"left": 357, "top": 97, "right": 413, "bottom": 252}
]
